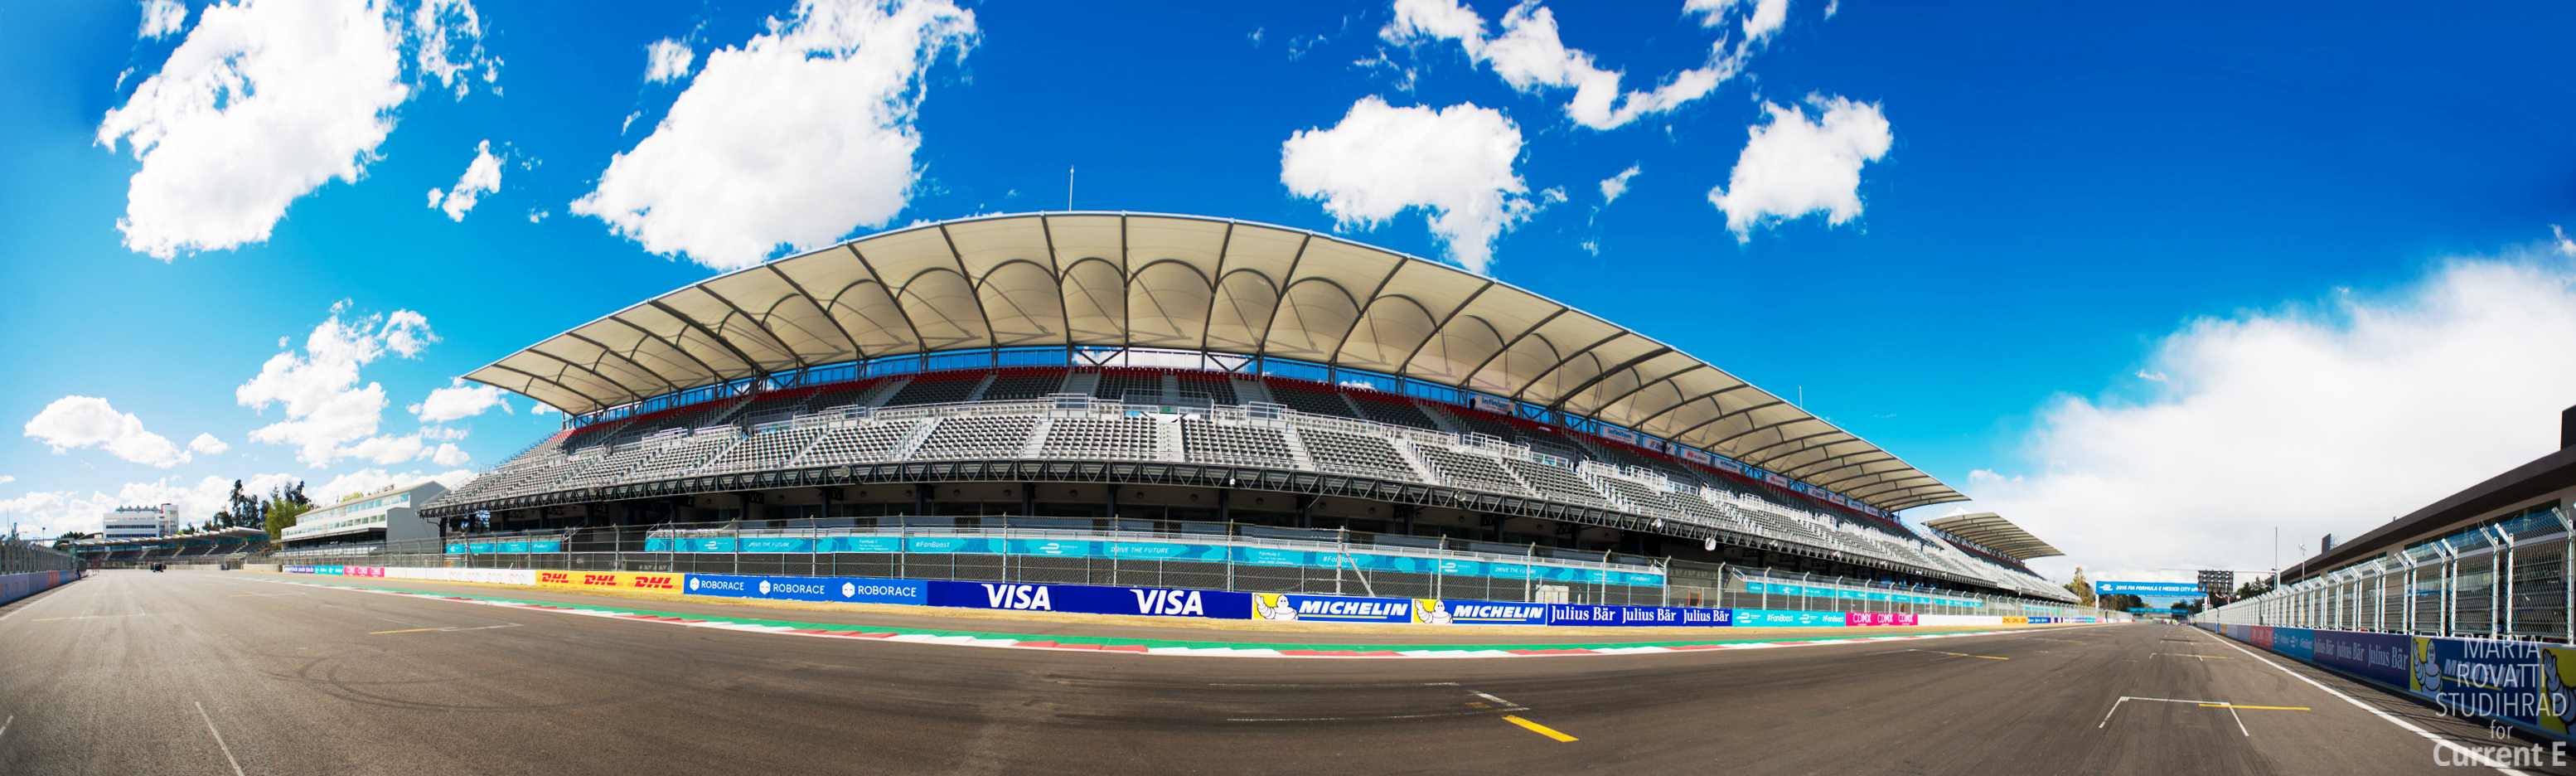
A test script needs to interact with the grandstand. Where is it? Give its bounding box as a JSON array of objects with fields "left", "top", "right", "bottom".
[
  {"left": 422, "top": 212, "right": 2073, "bottom": 605},
  {"left": 68, "top": 526, "right": 269, "bottom": 569}
]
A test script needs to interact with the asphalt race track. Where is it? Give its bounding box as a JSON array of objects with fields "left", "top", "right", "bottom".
[{"left": 1, "top": 571, "right": 2563, "bottom": 775}]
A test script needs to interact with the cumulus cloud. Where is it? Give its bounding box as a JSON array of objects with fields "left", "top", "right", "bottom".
[
  {"left": 1707, "top": 95, "right": 1891, "bottom": 240},
  {"left": 1959, "top": 252, "right": 2576, "bottom": 585},
  {"left": 571, "top": 0, "right": 980, "bottom": 270},
  {"left": 96, "top": 0, "right": 493, "bottom": 259},
  {"left": 1684, "top": 0, "right": 1791, "bottom": 46},
  {"left": 1598, "top": 164, "right": 1641, "bottom": 205},
  {"left": 426, "top": 139, "right": 504, "bottom": 221},
  {"left": 1381, "top": 0, "right": 1741, "bottom": 130},
  {"left": 409, "top": 377, "right": 511, "bottom": 422},
  {"left": 529, "top": 402, "right": 558, "bottom": 415},
  {"left": 432, "top": 443, "right": 471, "bottom": 467},
  {"left": 139, "top": 0, "right": 187, "bottom": 39},
  {"left": 312, "top": 468, "right": 477, "bottom": 502},
  {"left": 1, "top": 473, "right": 298, "bottom": 536},
  {"left": 23, "top": 396, "right": 190, "bottom": 468},
  {"left": 235, "top": 303, "right": 441, "bottom": 468},
  {"left": 645, "top": 37, "right": 695, "bottom": 83},
  {"left": 412, "top": 0, "right": 499, "bottom": 99},
  {"left": 189, "top": 433, "right": 230, "bottom": 455},
  {"left": 1282, "top": 97, "right": 1539, "bottom": 274}
]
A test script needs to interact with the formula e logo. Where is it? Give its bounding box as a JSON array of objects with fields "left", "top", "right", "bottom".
[
  {"left": 1129, "top": 589, "right": 1204, "bottom": 616},
  {"left": 981, "top": 584, "right": 1053, "bottom": 610},
  {"left": 758, "top": 580, "right": 772, "bottom": 594},
  {"left": 840, "top": 582, "right": 855, "bottom": 598}
]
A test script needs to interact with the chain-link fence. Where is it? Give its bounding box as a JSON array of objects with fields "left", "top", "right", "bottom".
[
  {"left": 262, "top": 517, "right": 2102, "bottom": 614},
  {"left": 3, "top": 537, "right": 82, "bottom": 575}
]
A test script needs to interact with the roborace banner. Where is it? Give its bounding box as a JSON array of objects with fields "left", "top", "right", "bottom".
[{"left": 683, "top": 574, "right": 927, "bottom": 605}]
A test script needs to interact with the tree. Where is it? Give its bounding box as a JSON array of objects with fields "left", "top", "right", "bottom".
[
  {"left": 2098, "top": 594, "right": 2147, "bottom": 612},
  {"left": 214, "top": 479, "right": 264, "bottom": 530},
  {"left": 2063, "top": 566, "right": 2096, "bottom": 606},
  {"left": 263, "top": 481, "right": 312, "bottom": 541},
  {"left": 51, "top": 530, "right": 95, "bottom": 550},
  {"left": 2234, "top": 578, "right": 2275, "bottom": 600}
]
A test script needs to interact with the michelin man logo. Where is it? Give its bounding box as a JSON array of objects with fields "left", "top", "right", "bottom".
[
  {"left": 2411, "top": 637, "right": 2443, "bottom": 694},
  {"left": 841, "top": 582, "right": 856, "bottom": 599},
  {"left": 758, "top": 580, "right": 772, "bottom": 595},
  {"left": 1416, "top": 599, "right": 1453, "bottom": 625},
  {"left": 1254, "top": 594, "right": 1298, "bottom": 622},
  {"left": 687, "top": 577, "right": 699, "bottom": 591},
  {"left": 2546, "top": 650, "right": 2576, "bottom": 730}
]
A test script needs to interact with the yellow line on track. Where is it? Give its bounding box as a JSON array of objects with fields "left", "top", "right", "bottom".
[{"left": 1502, "top": 715, "right": 1579, "bottom": 742}]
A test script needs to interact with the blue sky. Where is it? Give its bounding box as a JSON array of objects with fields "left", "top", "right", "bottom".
[{"left": 4, "top": 0, "right": 2572, "bottom": 584}]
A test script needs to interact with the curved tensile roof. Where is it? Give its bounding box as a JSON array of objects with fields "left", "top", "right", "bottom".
[
  {"left": 465, "top": 212, "right": 1964, "bottom": 512},
  {"left": 1921, "top": 512, "right": 2065, "bottom": 560}
]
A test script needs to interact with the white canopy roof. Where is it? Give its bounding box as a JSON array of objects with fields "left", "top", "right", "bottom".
[{"left": 467, "top": 212, "right": 1963, "bottom": 512}]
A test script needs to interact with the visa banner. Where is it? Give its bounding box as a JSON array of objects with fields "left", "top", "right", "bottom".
[
  {"left": 928, "top": 580, "right": 1251, "bottom": 618},
  {"left": 683, "top": 573, "right": 927, "bottom": 605}
]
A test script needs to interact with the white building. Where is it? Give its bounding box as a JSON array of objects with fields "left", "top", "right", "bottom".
[
  {"left": 281, "top": 481, "right": 447, "bottom": 548},
  {"left": 103, "top": 504, "right": 179, "bottom": 539}
]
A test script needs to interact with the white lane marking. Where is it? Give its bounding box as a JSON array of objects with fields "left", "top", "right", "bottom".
[
  {"left": 0, "top": 714, "right": 12, "bottom": 741},
  {"left": 1200, "top": 680, "right": 1452, "bottom": 686},
  {"left": 2196, "top": 629, "right": 2531, "bottom": 775},
  {"left": 30, "top": 614, "right": 152, "bottom": 621},
  {"left": 2097, "top": 696, "right": 2248, "bottom": 735},
  {"left": 1470, "top": 691, "right": 1523, "bottom": 709},
  {"left": 196, "top": 702, "right": 247, "bottom": 776}
]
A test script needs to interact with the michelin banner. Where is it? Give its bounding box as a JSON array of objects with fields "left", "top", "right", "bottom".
[{"left": 1250, "top": 593, "right": 1419, "bottom": 623}]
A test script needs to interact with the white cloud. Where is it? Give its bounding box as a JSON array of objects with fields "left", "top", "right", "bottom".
[
  {"left": 426, "top": 139, "right": 504, "bottom": 221},
  {"left": 1959, "top": 252, "right": 2576, "bottom": 585},
  {"left": 235, "top": 303, "right": 440, "bottom": 468},
  {"left": 1684, "top": 0, "right": 1791, "bottom": 46},
  {"left": 139, "top": 0, "right": 187, "bottom": 39},
  {"left": 1281, "top": 97, "right": 1538, "bottom": 274},
  {"left": 529, "top": 402, "right": 558, "bottom": 415},
  {"left": 1382, "top": 0, "right": 1740, "bottom": 130},
  {"left": 411, "top": 0, "right": 500, "bottom": 99},
  {"left": 409, "top": 377, "right": 511, "bottom": 422},
  {"left": 2554, "top": 225, "right": 2574, "bottom": 256},
  {"left": 645, "top": 37, "right": 695, "bottom": 83},
  {"left": 431, "top": 443, "right": 470, "bottom": 467},
  {"left": 312, "top": 468, "right": 477, "bottom": 502},
  {"left": 1707, "top": 95, "right": 1891, "bottom": 240},
  {"left": 0, "top": 473, "right": 298, "bottom": 536},
  {"left": 0, "top": 476, "right": 13, "bottom": 485},
  {"left": 96, "top": 0, "right": 492, "bottom": 259},
  {"left": 188, "top": 433, "right": 230, "bottom": 455},
  {"left": 23, "top": 396, "right": 190, "bottom": 468},
  {"left": 1598, "top": 164, "right": 1641, "bottom": 205},
  {"left": 571, "top": 0, "right": 980, "bottom": 270}
]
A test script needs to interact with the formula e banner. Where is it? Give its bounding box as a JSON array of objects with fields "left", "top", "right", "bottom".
[
  {"left": 927, "top": 580, "right": 1252, "bottom": 619},
  {"left": 1733, "top": 609, "right": 1849, "bottom": 627},
  {"left": 684, "top": 574, "right": 927, "bottom": 605},
  {"left": 2093, "top": 580, "right": 2205, "bottom": 595}
]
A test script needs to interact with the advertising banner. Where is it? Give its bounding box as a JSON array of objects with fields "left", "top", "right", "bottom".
[
  {"left": 739, "top": 537, "right": 814, "bottom": 553},
  {"left": 2093, "top": 580, "right": 2205, "bottom": 595},
  {"left": 535, "top": 570, "right": 682, "bottom": 593},
  {"left": 1733, "top": 609, "right": 1847, "bottom": 627},
  {"left": 683, "top": 574, "right": 928, "bottom": 605},
  {"left": 927, "top": 580, "right": 1251, "bottom": 618},
  {"left": 1006, "top": 539, "right": 1099, "bottom": 558},
  {"left": 903, "top": 536, "right": 998, "bottom": 555},
  {"left": 1249, "top": 593, "right": 1416, "bottom": 623},
  {"left": 1844, "top": 612, "right": 1920, "bottom": 627},
  {"left": 1545, "top": 604, "right": 1733, "bottom": 627},
  {"left": 821, "top": 536, "right": 904, "bottom": 553},
  {"left": 1423, "top": 599, "right": 1552, "bottom": 625},
  {"left": 1107, "top": 541, "right": 1227, "bottom": 561},
  {"left": 1232, "top": 547, "right": 1312, "bottom": 567}
]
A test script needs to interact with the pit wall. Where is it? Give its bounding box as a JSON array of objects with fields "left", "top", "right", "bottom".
[
  {"left": 0, "top": 570, "right": 80, "bottom": 607},
  {"left": 282, "top": 565, "right": 2098, "bottom": 629},
  {"left": 2200, "top": 623, "right": 2576, "bottom": 740}
]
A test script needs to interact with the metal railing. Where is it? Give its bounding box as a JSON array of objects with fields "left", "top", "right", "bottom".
[
  {"left": 2201, "top": 507, "right": 2574, "bottom": 642},
  {"left": 3, "top": 537, "right": 83, "bottom": 575}
]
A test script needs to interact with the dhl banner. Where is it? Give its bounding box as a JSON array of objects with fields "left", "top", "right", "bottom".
[{"left": 535, "top": 570, "right": 681, "bottom": 592}]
